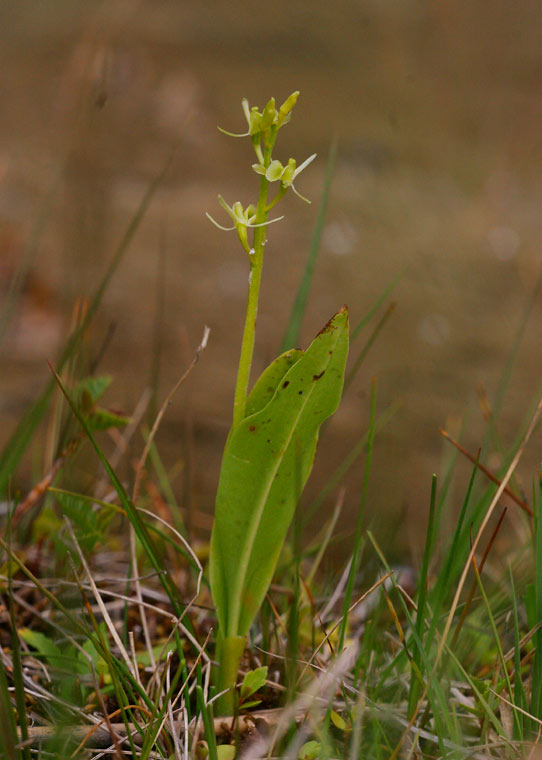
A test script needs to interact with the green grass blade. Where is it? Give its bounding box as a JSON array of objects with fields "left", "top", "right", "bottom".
[
  {"left": 140, "top": 655, "right": 185, "bottom": 760},
  {"left": 1, "top": 513, "right": 23, "bottom": 760},
  {"left": 509, "top": 564, "right": 527, "bottom": 740},
  {"left": 49, "top": 364, "right": 198, "bottom": 718},
  {"left": 344, "top": 302, "right": 395, "bottom": 391},
  {"left": 350, "top": 271, "right": 403, "bottom": 343},
  {"left": 196, "top": 685, "right": 218, "bottom": 760},
  {"left": 407, "top": 474, "right": 438, "bottom": 718},
  {"left": 483, "top": 274, "right": 540, "bottom": 454},
  {"left": 286, "top": 455, "right": 303, "bottom": 703},
  {"left": 426, "top": 454, "right": 479, "bottom": 648},
  {"left": 48, "top": 366, "right": 192, "bottom": 629},
  {"left": 8, "top": 554, "right": 31, "bottom": 760},
  {"left": 368, "top": 531, "right": 459, "bottom": 747},
  {"left": 142, "top": 428, "right": 186, "bottom": 534},
  {"left": 280, "top": 140, "right": 337, "bottom": 352},
  {"left": 337, "top": 378, "right": 376, "bottom": 651},
  {"left": 472, "top": 558, "right": 521, "bottom": 739},
  {"left": 148, "top": 231, "right": 167, "bottom": 424},
  {"left": 531, "top": 477, "right": 542, "bottom": 724},
  {"left": 0, "top": 657, "right": 19, "bottom": 760},
  {"left": 303, "top": 400, "right": 398, "bottom": 527}
]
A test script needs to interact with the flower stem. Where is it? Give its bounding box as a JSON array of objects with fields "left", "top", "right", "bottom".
[{"left": 231, "top": 149, "right": 273, "bottom": 429}]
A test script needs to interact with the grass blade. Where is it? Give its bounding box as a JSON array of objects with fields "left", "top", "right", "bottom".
[
  {"left": 350, "top": 271, "right": 403, "bottom": 343},
  {"left": 337, "top": 378, "right": 376, "bottom": 651},
  {"left": 407, "top": 474, "right": 438, "bottom": 719},
  {"left": 280, "top": 140, "right": 337, "bottom": 352},
  {"left": 530, "top": 477, "right": 542, "bottom": 725}
]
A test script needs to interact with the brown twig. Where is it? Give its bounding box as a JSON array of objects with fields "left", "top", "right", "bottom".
[
  {"left": 12, "top": 437, "right": 81, "bottom": 525},
  {"left": 17, "top": 707, "right": 305, "bottom": 749},
  {"left": 439, "top": 428, "right": 532, "bottom": 517},
  {"left": 450, "top": 507, "right": 508, "bottom": 650}
]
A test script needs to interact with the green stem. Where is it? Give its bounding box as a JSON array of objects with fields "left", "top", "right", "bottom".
[
  {"left": 215, "top": 633, "right": 246, "bottom": 715},
  {"left": 231, "top": 149, "right": 274, "bottom": 429}
]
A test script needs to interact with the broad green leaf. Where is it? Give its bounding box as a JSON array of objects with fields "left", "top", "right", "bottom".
[
  {"left": 19, "top": 628, "right": 63, "bottom": 666},
  {"left": 74, "top": 376, "right": 131, "bottom": 431},
  {"left": 298, "top": 740, "right": 322, "bottom": 759},
  {"left": 210, "top": 307, "right": 349, "bottom": 638},
  {"left": 75, "top": 376, "right": 112, "bottom": 404},
  {"left": 240, "top": 666, "right": 268, "bottom": 701},
  {"left": 135, "top": 640, "right": 177, "bottom": 666},
  {"left": 57, "top": 491, "right": 101, "bottom": 552},
  {"left": 245, "top": 349, "right": 303, "bottom": 417},
  {"left": 330, "top": 710, "right": 349, "bottom": 732},
  {"left": 238, "top": 699, "right": 261, "bottom": 709},
  {"left": 87, "top": 407, "right": 131, "bottom": 431},
  {"left": 216, "top": 746, "right": 236, "bottom": 760}
]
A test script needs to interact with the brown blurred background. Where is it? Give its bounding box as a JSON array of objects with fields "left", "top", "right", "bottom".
[{"left": 1, "top": 0, "right": 541, "bottom": 554}]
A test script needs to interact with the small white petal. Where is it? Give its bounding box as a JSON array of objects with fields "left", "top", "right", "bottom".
[
  {"left": 205, "top": 212, "right": 236, "bottom": 231},
  {"left": 293, "top": 153, "right": 317, "bottom": 178}
]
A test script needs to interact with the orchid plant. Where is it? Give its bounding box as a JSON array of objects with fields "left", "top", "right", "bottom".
[{"left": 207, "top": 93, "right": 349, "bottom": 714}]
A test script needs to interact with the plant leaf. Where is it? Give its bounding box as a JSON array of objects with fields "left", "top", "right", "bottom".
[
  {"left": 75, "top": 376, "right": 112, "bottom": 404},
  {"left": 238, "top": 699, "right": 261, "bottom": 709},
  {"left": 87, "top": 407, "right": 131, "bottom": 431},
  {"left": 210, "top": 307, "right": 349, "bottom": 638},
  {"left": 57, "top": 491, "right": 101, "bottom": 552},
  {"left": 330, "top": 710, "right": 349, "bottom": 732},
  {"left": 18, "top": 628, "right": 63, "bottom": 666},
  {"left": 298, "top": 740, "right": 322, "bottom": 760},
  {"left": 245, "top": 349, "right": 303, "bottom": 418},
  {"left": 240, "top": 666, "right": 268, "bottom": 701},
  {"left": 216, "top": 746, "right": 236, "bottom": 760}
]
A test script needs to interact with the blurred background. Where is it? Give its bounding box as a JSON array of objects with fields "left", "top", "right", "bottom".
[{"left": 1, "top": 0, "right": 541, "bottom": 556}]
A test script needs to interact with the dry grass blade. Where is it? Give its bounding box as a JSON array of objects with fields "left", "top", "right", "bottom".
[
  {"left": 13, "top": 438, "right": 80, "bottom": 525},
  {"left": 101, "top": 325, "right": 209, "bottom": 677},
  {"left": 439, "top": 427, "right": 532, "bottom": 517},
  {"left": 132, "top": 324, "right": 210, "bottom": 504},
  {"left": 488, "top": 689, "right": 542, "bottom": 728},
  {"left": 306, "top": 487, "right": 345, "bottom": 586},
  {"left": 137, "top": 507, "right": 202, "bottom": 601},
  {"left": 70, "top": 704, "right": 154, "bottom": 758},
  {"left": 449, "top": 507, "right": 508, "bottom": 651},
  {"left": 64, "top": 518, "right": 135, "bottom": 677}
]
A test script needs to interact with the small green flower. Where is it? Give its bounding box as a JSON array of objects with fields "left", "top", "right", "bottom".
[
  {"left": 218, "top": 98, "right": 277, "bottom": 139},
  {"left": 252, "top": 153, "right": 316, "bottom": 203},
  {"left": 217, "top": 92, "right": 300, "bottom": 159},
  {"left": 277, "top": 91, "right": 299, "bottom": 127},
  {"left": 206, "top": 195, "right": 283, "bottom": 253}
]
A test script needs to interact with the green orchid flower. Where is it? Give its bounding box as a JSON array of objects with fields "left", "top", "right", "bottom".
[
  {"left": 206, "top": 195, "right": 283, "bottom": 253},
  {"left": 217, "top": 92, "right": 300, "bottom": 162},
  {"left": 252, "top": 153, "right": 316, "bottom": 203}
]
